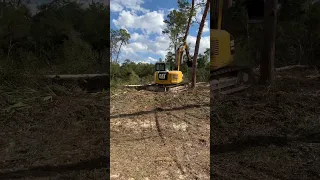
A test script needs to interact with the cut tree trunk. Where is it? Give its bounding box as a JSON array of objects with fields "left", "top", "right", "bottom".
[
  {"left": 191, "top": 0, "right": 210, "bottom": 88},
  {"left": 260, "top": 0, "right": 277, "bottom": 84}
]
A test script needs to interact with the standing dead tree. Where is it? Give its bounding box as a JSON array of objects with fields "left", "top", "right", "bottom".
[
  {"left": 191, "top": 0, "right": 210, "bottom": 88},
  {"left": 260, "top": 0, "right": 277, "bottom": 84},
  {"left": 181, "top": 0, "right": 195, "bottom": 67}
]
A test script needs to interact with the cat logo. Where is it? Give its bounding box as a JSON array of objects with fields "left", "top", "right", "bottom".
[{"left": 158, "top": 73, "right": 167, "bottom": 80}]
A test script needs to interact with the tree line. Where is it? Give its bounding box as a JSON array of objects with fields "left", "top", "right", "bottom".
[
  {"left": 109, "top": 48, "right": 210, "bottom": 87},
  {"left": 230, "top": 0, "right": 320, "bottom": 68},
  {"left": 0, "top": 0, "right": 109, "bottom": 82}
]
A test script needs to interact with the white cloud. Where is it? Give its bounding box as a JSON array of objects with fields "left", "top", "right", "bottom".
[
  {"left": 111, "top": 0, "right": 210, "bottom": 63},
  {"left": 193, "top": 0, "right": 204, "bottom": 23},
  {"left": 192, "top": 0, "right": 210, "bottom": 24},
  {"left": 187, "top": 35, "right": 210, "bottom": 55},
  {"left": 203, "top": 21, "right": 209, "bottom": 33},
  {"left": 127, "top": 42, "right": 148, "bottom": 52},
  {"left": 110, "top": 0, "right": 149, "bottom": 13},
  {"left": 131, "top": 32, "right": 146, "bottom": 41},
  {"left": 122, "top": 45, "right": 137, "bottom": 55},
  {"left": 195, "top": 20, "right": 209, "bottom": 33},
  {"left": 112, "top": 10, "right": 165, "bottom": 35},
  {"left": 117, "top": 33, "right": 169, "bottom": 61},
  {"left": 110, "top": 2, "right": 124, "bottom": 12},
  {"left": 136, "top": 61, "right": 149, "bottom": 64},
  {"left": 119, "top": 33, "right": 209, "bottom": 63},
  {"left": 147, "top": 57, "right": 158, "bottom": 62}
]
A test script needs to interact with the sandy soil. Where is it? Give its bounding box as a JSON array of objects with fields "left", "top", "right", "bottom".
[
  {"left": 211, "top": 67, "right": 320, "bottom": 180},
  {"left": 1, "top": 67, "right": 316, "bottom": 180},
  {"left": 110, "top": 85, "right": 210, "bottom": 180}
]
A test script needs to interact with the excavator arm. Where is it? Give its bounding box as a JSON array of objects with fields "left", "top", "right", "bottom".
[{"left": 176, "top": 42, "right": 189, "bottom": 71}]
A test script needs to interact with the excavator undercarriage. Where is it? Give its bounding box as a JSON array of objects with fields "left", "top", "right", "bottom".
[
  {"left": 134, "top": 82, "right": 190, "bottom": 92},
  {"left": 211, "top": 66, "right": 255, "bottom": 95}
]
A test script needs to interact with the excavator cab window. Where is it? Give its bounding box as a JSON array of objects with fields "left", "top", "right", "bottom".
[
  {"left": 245, "top": 0, "right": 264, "bottom": 23},
  {"left": 155, "top": 62, "right": 172, "bottom": 71}
]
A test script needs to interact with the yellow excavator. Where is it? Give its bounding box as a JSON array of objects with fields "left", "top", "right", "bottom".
[
  {"left": 131, "top": 42, "right": 190, "bottom": 92},
  {"left": 153, "top": 42, "right": 190, "bottom": 90},
  {"left": 211, "top": 0, "right": 258, "bottom": 94}
]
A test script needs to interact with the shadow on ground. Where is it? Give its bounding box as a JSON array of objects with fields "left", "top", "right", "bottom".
[{"left": 0, "top": 156, "right": 109, "bottom": 179}]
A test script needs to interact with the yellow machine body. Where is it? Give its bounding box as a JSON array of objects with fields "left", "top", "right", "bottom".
[
  {"left": 210, "top": 29, "right": 234, "bottom": 71},
  {"left": 154, "top": 70, "right": 183, "bottom": 85}
]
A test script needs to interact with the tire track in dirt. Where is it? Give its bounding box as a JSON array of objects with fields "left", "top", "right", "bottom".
[
  {"left": 0, "top": 156, "right": 109, "bottom": 179},
  {"left": 212, "top": 133, "right": 320, "bottom": 154},
  {"left": 110, "top": 88, "right": 210, "bottom": 179},
  {"left": 162, "top": 107, "right": 210, "bottom": 179}
]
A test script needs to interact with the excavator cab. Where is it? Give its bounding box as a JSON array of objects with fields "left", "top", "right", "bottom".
[{"left": 155, "top": 62, "right": 173, "bottom": 72}]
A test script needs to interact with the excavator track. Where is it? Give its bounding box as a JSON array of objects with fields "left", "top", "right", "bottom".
[
  {"left": 146, "top": 82, "right": 190, "bottom": 92},
  {"left": 211, "top": 66, "right": 254, "bottom": 95},
  {"left": 125, "top": 82, "right": 190, "bottom": 92}
]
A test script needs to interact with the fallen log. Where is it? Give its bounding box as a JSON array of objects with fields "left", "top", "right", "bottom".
[
  {"left": 275, "top": 65, "right": 309, "bottom": 71},
  {"left": 123, "top": 82, "right": 209, "bottom": 87},
  {"left": 43, "top": 74, "right": 109, "bottom": 93},
  {"left": 45, "top": 74, "right": 108, "bottom": 79},
  {"left": 123, "top": 84, "right": 153, "bottom": 87},
  {"left": 253, "top": 65, "right": 310, "bottom": 73},
  {"left": 307, "top": 74, "right": 320, "bottom": 80}
]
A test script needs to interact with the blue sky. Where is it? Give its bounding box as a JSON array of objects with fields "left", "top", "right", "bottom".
[{"left": 110, "top": 0, "right": 210, "bottom": 64}]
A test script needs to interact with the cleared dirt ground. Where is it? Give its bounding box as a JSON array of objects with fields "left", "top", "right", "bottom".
[
  {"left": 0, "top": 84, "right": 109, "bottom": 179},
  {"left": 110, "top": 84, "right": 210, "bottom": 180},
  {"left": 211, "top": 67, "right": 320, "bottom": 180}
]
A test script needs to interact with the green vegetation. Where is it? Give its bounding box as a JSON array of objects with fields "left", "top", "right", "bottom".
[
  {"left": 110, "top": 48, "right": 210, "bottom": 87},
  {"left": 230, "top": 0, "right": 320, "bottom": 67},
  {"left": 0, "top": 0, "right": 109, "bottom": 84}
]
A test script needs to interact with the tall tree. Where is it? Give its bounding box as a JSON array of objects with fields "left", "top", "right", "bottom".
[
  {"left": 181, "top": 0, "right": 195, "bottom": 67},
  {"left": 165, "top": 51, "right": 175, "bottom": 64},
  {"left": 162, "top": 0, "right": 191, "bottom": 66},
  {"left": 260, "top": 0, "right": 277, "bottom": 84},
  {"left": 197, "top": 48, "right": 209, "bottom": 68},
  {"left": 81, "top": 2, "right": 109, "bottom": 67},
  {"left": 191, "top": 0, "right": 210, "bottom": 88},
  {"left": 110, "top": 29, "right": 120, "bottom": 62},
  {"left": 115, "top": 29, "right": 130, "bottom": 63}
]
